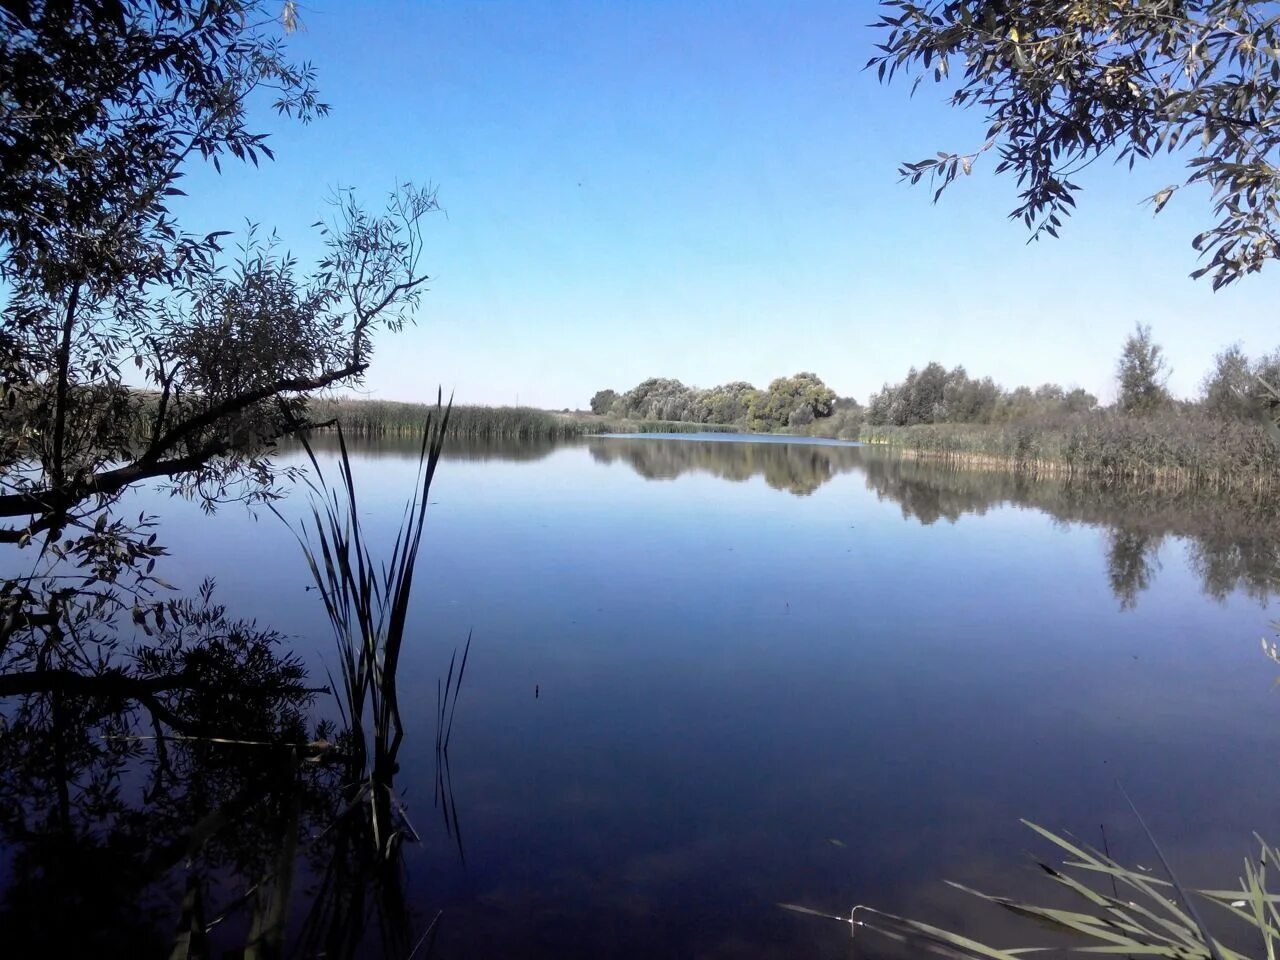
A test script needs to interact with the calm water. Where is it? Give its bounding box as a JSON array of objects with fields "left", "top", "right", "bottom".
[{"left": 10, "top": 433, "right": 1280, "bottom": 957}]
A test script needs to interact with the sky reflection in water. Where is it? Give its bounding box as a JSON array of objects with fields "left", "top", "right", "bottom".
[{"left": 10, "top": 434, "right": 1279, "bottom": 959}]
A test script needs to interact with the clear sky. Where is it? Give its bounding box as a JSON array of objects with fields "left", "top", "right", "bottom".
[{"left": 175, "top": 0, "right": 1279, "bottom": 409}]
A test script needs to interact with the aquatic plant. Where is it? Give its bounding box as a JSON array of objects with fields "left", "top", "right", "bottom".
[
  {"left": 283, "top": 394, "right": 451, "bottom": 847},
  {"left": 311, "top": 397, "right": 591, "bottom": 440},
  {"left": 310, "top": 395, "right": 737, "bottom": 438},
  {"left": 786, "top": 819, "right": 1280, "bottom": 959}
]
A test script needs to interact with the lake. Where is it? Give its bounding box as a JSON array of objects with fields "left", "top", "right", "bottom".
[{"left": 6, "top": 432, "right": 1280, "bottom": 958}]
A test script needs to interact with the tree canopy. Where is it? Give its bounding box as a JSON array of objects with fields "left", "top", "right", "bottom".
[
  {"left": 596, "top": 373, "right": 837, "bottom": 431},
  {"left": 871, "top": 1, "right": 1280, "bottom": 288},
  {"left": 1202, "top": 341, "right": 1280, "bottom": 419},
  {"left": 1116, "top": 323, "right": 1172, "bottom": 414},
  {"left": 0, "top": 0, "right": 436, "bottom": 697},
  {"left": 589, "top": 389, "right": 618, "bottom": 415},
  {"left": 865, "top": 362, "right": 1097, "bottom": 426}
]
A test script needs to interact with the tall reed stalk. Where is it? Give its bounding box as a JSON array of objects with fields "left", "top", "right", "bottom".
[{"left": 280, "top": 393, "right": 451, "bottom": 854}]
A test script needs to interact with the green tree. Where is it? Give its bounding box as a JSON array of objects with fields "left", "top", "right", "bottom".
[
  {"left": 1202, "top": 343, "right": 1255, "bottom": 419},
  {"left": 0, "top": 2, "right": 436, "bottom": 695},
  {"left": 749, "top": 372, "right": 836, "bottom": 430},
  {"left": 905, "top": 362, "right": 948, "bottom": 424},
  {"left": 871, "top": 1, "right": 1280, "bottom": 288},
  {"left": 865, "top": 384, "right": 896, "bottom": 426},
  {"left": 1064, "top": 387, "right": 1099, "bottom": 414},
  {"left": 940, "top": 366, "right": 1000, "bottom": 424},
  {"left": 703, "top": 381, "right": 762, "bottom": 424},
  {"left": 1115, "top": 324, "right": 1171, "bottom": 414},
  {"left": 618, "top": 377, "right": 696, "bottom": 420},
  {"left": 589, "top": 389, "right": 618, "bottom": 415},
  {"left": 1201, "top": 343, "right": 1280, "bottom": 421},
  {"left": 821, "top": 397, "right": 866, "bottom": 439}
]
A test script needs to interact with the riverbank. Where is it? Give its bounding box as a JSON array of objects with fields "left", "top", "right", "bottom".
[{"left": 310, "top": 399, "right": 1280, "bottom": 492}]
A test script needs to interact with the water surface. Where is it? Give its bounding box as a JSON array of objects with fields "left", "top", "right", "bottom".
[{"left": 8, "top": 434, "right": 1280, "bottom": 957}]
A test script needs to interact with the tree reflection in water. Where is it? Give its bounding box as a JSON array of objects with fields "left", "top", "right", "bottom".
[
  {"left": 855, "top": 455, "right": 1280, "bottom": 608},
  {"left": 588, "top": 436, "right": 863, "bottom": 496},
  {"left": 0, "top": 592, "right": 436, "bottom": 959},
  {"left": 591, "top": 437, "right": 1280, "bottom": 607},
  {"left": 3, "top": 436, "right": 1275, "bottom": 955}
]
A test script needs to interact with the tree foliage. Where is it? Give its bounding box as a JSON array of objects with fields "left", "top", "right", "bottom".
[
  {"left": 704, "top": 381, "right": 762, "bottom": 425},
  {"left": 865, "top": 362, "right": 1096, "bottom": 426},
  {"left": 589, "top": 389, "right": 618, "bottom": 415},
  {"left": 602, "top": 373, "right": 837, "bottom": 431},
  {"left": 0, "top": 1, "right": 437, "bottom": 692},
  {"left": 1116, "top": 323, "right": 1172, "bottom": 414},
  {"left": 1201, "top": 341, "right": 1280, "bottom": 419},
  {"left": 871, "top": 0, "right": 1280, "bottom": 287},
  {"left": 748, "top": 372, "right": 837, "bottom": 430}
]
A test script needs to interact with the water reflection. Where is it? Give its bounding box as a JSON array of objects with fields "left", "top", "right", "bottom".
[
  {"left": 580, "top": 436, "right": 1280, "bottom": 607},
  {"left": 313, "top": 433, "right": 1279, "bottom": 606},
  {"left": 0, "top": 601, "right": 426, "bottom": 958},
  {"left": 297, "top": 432, "right": 560, "bottom": 463},
  {"left": 1106, "top": 529, "right": 1164, "bottom": 611},
  {"left": 588, "top": 436, "right": 863, "bottom": 495},
  {"left": 855, "top": 455, "right": 1280, "bottom": 606},
  {"left": 3, "top": 433, "right": 1274, "bottom": 958}
]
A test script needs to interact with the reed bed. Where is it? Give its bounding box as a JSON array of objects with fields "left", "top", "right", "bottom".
[
  {"left": 311, "top": 397, "right": 592, "bottom": 440},
  {"left": 860, "top": 410, "right": 1280, "bottom": 492},
  {"left": 310, "top": 396, "right": 736, "bottom": 439}
]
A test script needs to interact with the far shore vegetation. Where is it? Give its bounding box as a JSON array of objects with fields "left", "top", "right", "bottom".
[
  {"left": 307, "top": 397, "right": 735, "bottom": 441},
  {"left": 316, "top": 325, "right": 1280, "bottom": 492}
]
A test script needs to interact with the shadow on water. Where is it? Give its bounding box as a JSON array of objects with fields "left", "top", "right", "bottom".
[{"left": 0, "top": 628, "right": 465, "bottom": 960}]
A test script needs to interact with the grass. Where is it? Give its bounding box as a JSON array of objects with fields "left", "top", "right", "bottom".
[
  {"left": 785, "top": 820, "right": 1280, "bottom": 959},
  {"left": 859, "top": 409, "right": 1280, "bottom": 492}
]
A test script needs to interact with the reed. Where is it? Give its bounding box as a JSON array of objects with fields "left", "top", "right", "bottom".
[
  {"left": 311, "top": 397, "right": 592, "bottom": 440},
  {"left": 279, "top": 395, "right": 452, "bottom": 851},
  {"left": 309, "top": 396, "right": 737, "bottom": 439},
  {"left": 860, "top": 410, "right": 1280, "bottom": 492}
]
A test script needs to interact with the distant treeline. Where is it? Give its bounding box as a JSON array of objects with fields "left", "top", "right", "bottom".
[
  {"left": 593, "top": 331, "right": 1280, "bottom": 472},
  {"left": 590, "top": 373, "right": 853, "bottom": 434},
  {"left": 854, "top": 332, "right": 1280, "bottom": 490},
  {"left": 862, "top": 332, "right": 1280, "bottom": 428},
  {"left": 311, "top": 329, "right": 1280, "bottom": 491},
  {"left": 864, "top": 364, "right": 1097, "bottom": 427}
]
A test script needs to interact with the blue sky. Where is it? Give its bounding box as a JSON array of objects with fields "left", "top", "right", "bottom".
[{"left": 176, "top": 1, "right": 1280, "bottom": 409}]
